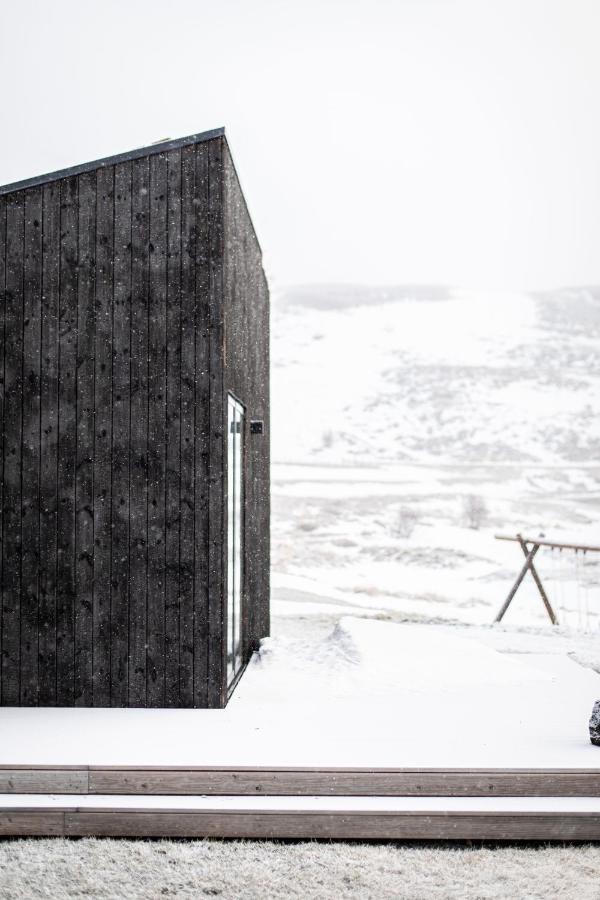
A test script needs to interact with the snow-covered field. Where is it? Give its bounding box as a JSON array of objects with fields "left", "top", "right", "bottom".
[
  {"left": 3, "top": 615, "right": 598, "bottom": 769},
  {"left": 271, "top": 285, "right": 600, "bottom": 648}
]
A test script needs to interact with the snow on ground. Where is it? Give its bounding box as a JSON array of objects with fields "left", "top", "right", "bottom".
[
  {"left": 2, "top": 615, "right": 598, "bottom": 768},
  {"left": 270, "top": 285, "right": 600, "bottom": 666},
  {"left": 255, "top": 615, "right": 554, "bottom": 698}
]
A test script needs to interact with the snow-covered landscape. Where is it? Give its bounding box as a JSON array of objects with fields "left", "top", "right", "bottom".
[
  {"left": 4, "top": 0, "right": 600, "bottom": 895},
  {"left": 270, "top": 285, "right": 600, "bottom": 654}
]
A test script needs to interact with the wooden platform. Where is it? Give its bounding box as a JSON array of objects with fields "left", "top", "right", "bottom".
[
  {"left": 1, "top": 766, "right": 600, "bottom": 839},
  {"left": 2, "top": 795, "right": 600, "bottom": 840},
  {"left": 1, "top": 643, "right": 598, "bottom": 839},
  {"left": 1, "top": 765, "right": 599, "bottom": 797}
]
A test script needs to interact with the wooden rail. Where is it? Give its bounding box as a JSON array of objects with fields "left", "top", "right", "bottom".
[
  {"left": 1, "top": 765, "right": 600, "bottom": 797},
  {"left": 495, "top": 534, "right": 600, "bottom": 553}
]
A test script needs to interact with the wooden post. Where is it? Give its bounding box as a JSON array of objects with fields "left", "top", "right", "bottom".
[
  {"left": 494, "top": 541, "right": 541, "bottom": 622},
  {"left": 516, "top": 535, "right": 558, "bottom": 625}
]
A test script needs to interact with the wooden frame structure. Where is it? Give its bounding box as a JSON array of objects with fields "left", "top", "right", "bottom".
[
  {"left": 0, "top": 128, "right": 270, "bottom": 709},
  {"left": 1, "top": 765, "right": 600, "bottom": 839},
  {"left": 494, "top": 533, "right": 600, "bottom": 625}
]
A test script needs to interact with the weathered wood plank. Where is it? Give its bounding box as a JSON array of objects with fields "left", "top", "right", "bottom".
[
  {"left": 128, "top": 157, "right": 150, "bottom": 707},
  {"left": 59, "top": 809, "right": 600, "bottom": 840},
  {"left": 496, "top": 533, "right": 600, "bottom": 553},
  {"left": 38, "top": 181, "right": 60, "bottom": 706},
  {"left": 177, "top": 145, "right": 195, "bottom": 707},
  {"left": 0, "top": 197, "right": 5, "bottom": 705},
  {"left": 20, "top": 189, "right": 43, "bottom": 705},
  {"left": 0, "top": 769, "right": 88, "bottom": 793},
  {"left": 74, "top": 171, "right": 96, "bottom": 706},
  {"left": 206, "top": 138, "right": 226, "bottom": 708},
  {"left": 2, "top": 193, "right": 25, "bottom": 705},
  {"left": 0, "top": 811, "right": 64, "bottom": 836},
  {"left": 165, "top": 150, "right": 182, "bottom": 708},
  {"left": 87, "top": 768, "right": 600, "bottom": 797},
  {"left": 110, "top": 163, "right": 132, "bottom": 707},
  {"left": 179, "top": 145, "right": 197, "bottom": 708},
  {"left": 2, "top": 765, "right": 599, "bottom": 799},
  {"left": 146, "top": 152, "right": 168, "bottom": 707},
  {"left": 191, "top": 143, "right": 209, "bottom": 708},
  {"left": 56, "top": 175, "right": 78, "bottom": 706},
  {"left": 517, "top": 534, "right": 558, "bottom": 624},
  {"left": 93, "top": 167, "right": 114, "bottom": 706}
]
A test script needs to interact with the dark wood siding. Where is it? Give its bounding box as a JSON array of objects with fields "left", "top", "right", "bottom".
[
  {"left": 38, "top": 181, "right": 60, "bottom": 705},
  {"left": 74, "top": 171, "right": 96, "bottom": 706},
  {"left": 0, "top": 196, "right": 5, "bottom": 705},
  {"left": 129, "top": 156, "right": 150, "bottom": 706},
  {"left": 21, "top": 188, "right": 42, "bottom": 705},
  {"left": 206, "top": 140, "right": 226, "bottom": 707},
  {"left": 2, "top": 192, "right": 25, "bottom": 706},
  {"left": 222, "top": 142, "right": 270, "bottom": 672},
  {"left": 0, "top": 132, "right": 267, "bottom": 707}
]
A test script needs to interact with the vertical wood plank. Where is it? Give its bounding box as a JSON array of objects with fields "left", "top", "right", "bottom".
[
  {"left": 179, "top": 148, "right": 196, "bottom": 708},
  {"left": 252, "top": 268, "right": 271, "bottom": 646},
  {"left": 110, "top": 163, "right": 132, "bottom": 707},
  {"left": 2, "top": 193, "right": 24, "bottom": 705},
  {"left": 20, "top": 189, "right": 43, "bottom": 704},
  {"left": 191, "top": 143, "right": 210, "bottom": 708},
  {"left": 147, "top": 152, "right": 168, "bottom": 706},
  {"left": 129, "top": 157, "right": 149, "bottom": 707},
  {"left": 165, "top": 150, "right": 182, "bottom": 707},
  {"left": 206, "top": 139, "right": 226, "bottom": 708},
  {"left": 56, "top": 176, "right": 78, "bottom": 706},
  {"left": 38, "top": 182, "right": 60, "bottom": 706},
  {"left": 221, "top": 140, "right": 271, "bottom": 668},
  {"left": 93, "top": 167, "right": 114, "bottom": 706},
  {"left": 74, "top": 171, "right": 96, "bottom": 706},
  {"left": 0, "top": 198, "right": 5, "bottom": 705}
]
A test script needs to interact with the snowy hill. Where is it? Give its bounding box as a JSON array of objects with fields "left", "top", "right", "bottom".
[
  {"left": 270, "top": 285, "right": 600, "bottom": 633},
  {"left": 272, "top": 285, "right": 600, "bottom": 465}
]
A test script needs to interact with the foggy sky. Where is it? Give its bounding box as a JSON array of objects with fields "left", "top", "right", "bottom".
[{"left": 1, "top": 0, "right": 599, "bottom": 292}]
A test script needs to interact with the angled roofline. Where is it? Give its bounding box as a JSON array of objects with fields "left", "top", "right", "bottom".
[{"left": 0, "top": 126, "right": 226, "bottom": 196}]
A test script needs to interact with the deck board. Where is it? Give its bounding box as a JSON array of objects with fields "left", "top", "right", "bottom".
[
  {"left": 2, "top": 795, "right": 600, "bottom": 840},
  {"left": 0, "top": 765, "right": 598, "bottom": 797}
]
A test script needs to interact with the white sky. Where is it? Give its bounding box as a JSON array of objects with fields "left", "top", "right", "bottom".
[{"left": 1, "top": 0, "right": 599, "bottom": 292}]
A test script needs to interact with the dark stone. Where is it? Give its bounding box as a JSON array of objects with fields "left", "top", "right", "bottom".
[{"left": 590, "top": 700, "right": 600, "bottom": 746}]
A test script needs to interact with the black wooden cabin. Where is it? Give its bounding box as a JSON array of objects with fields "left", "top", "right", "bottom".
[{"left": 0, "top": 128, "right": 270, "bottom": 708}]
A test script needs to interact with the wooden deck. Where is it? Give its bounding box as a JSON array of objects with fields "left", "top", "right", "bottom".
[
  {"left": 1, "top": 765, "right": 600, "bottom": 839},
  {"left": 1, "top": 765, "right": 599, "bottom": 797},
  {"left": 2, "top": 794, "right": 600, "bottom": 840},
  {"left": 1, "top": 647, "right": 598, "bottom": 838}
]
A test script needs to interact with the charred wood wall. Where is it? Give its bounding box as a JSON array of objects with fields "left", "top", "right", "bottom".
[
  {"left": 222, "top": 144, "right": 270, "bottom": 672},
  {"left": 0, "top": 131, "right": 269, "bottom": 708}
]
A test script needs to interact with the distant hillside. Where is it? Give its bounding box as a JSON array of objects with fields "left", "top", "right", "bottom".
[
  {"left": 279, "top": 284, "right": 454, "bottom": 310},
  {"left": 271, "top": 285, "right": 600, "bottom": 465}
]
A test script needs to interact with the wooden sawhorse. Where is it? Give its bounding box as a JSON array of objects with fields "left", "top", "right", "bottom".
[{"left": 494, "top": 533, "right": 559, "bottom": 624}]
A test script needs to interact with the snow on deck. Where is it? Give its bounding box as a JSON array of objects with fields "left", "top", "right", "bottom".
[
  {"left": 1, "top": 795, "right": 600, "bottom": 813},
  {"left": 1, "top": 617, "right": 598, "bottom": 770}
]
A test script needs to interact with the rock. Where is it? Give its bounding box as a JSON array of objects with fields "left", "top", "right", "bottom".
[{"left": 590, "top": 700, "right": 600, "bottom": 746}]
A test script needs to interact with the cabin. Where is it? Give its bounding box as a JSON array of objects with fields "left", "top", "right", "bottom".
[{"left": 0, "top": 128, "right": 270, "bottom": 708}]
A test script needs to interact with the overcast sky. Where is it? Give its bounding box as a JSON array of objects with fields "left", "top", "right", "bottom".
[{"left": 1, "top": 0, "right": 599, "bottom": 292}]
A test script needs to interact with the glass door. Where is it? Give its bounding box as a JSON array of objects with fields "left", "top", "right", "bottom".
[{"left": 227, "top": 394, "right": 244, "bottom": 686}]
